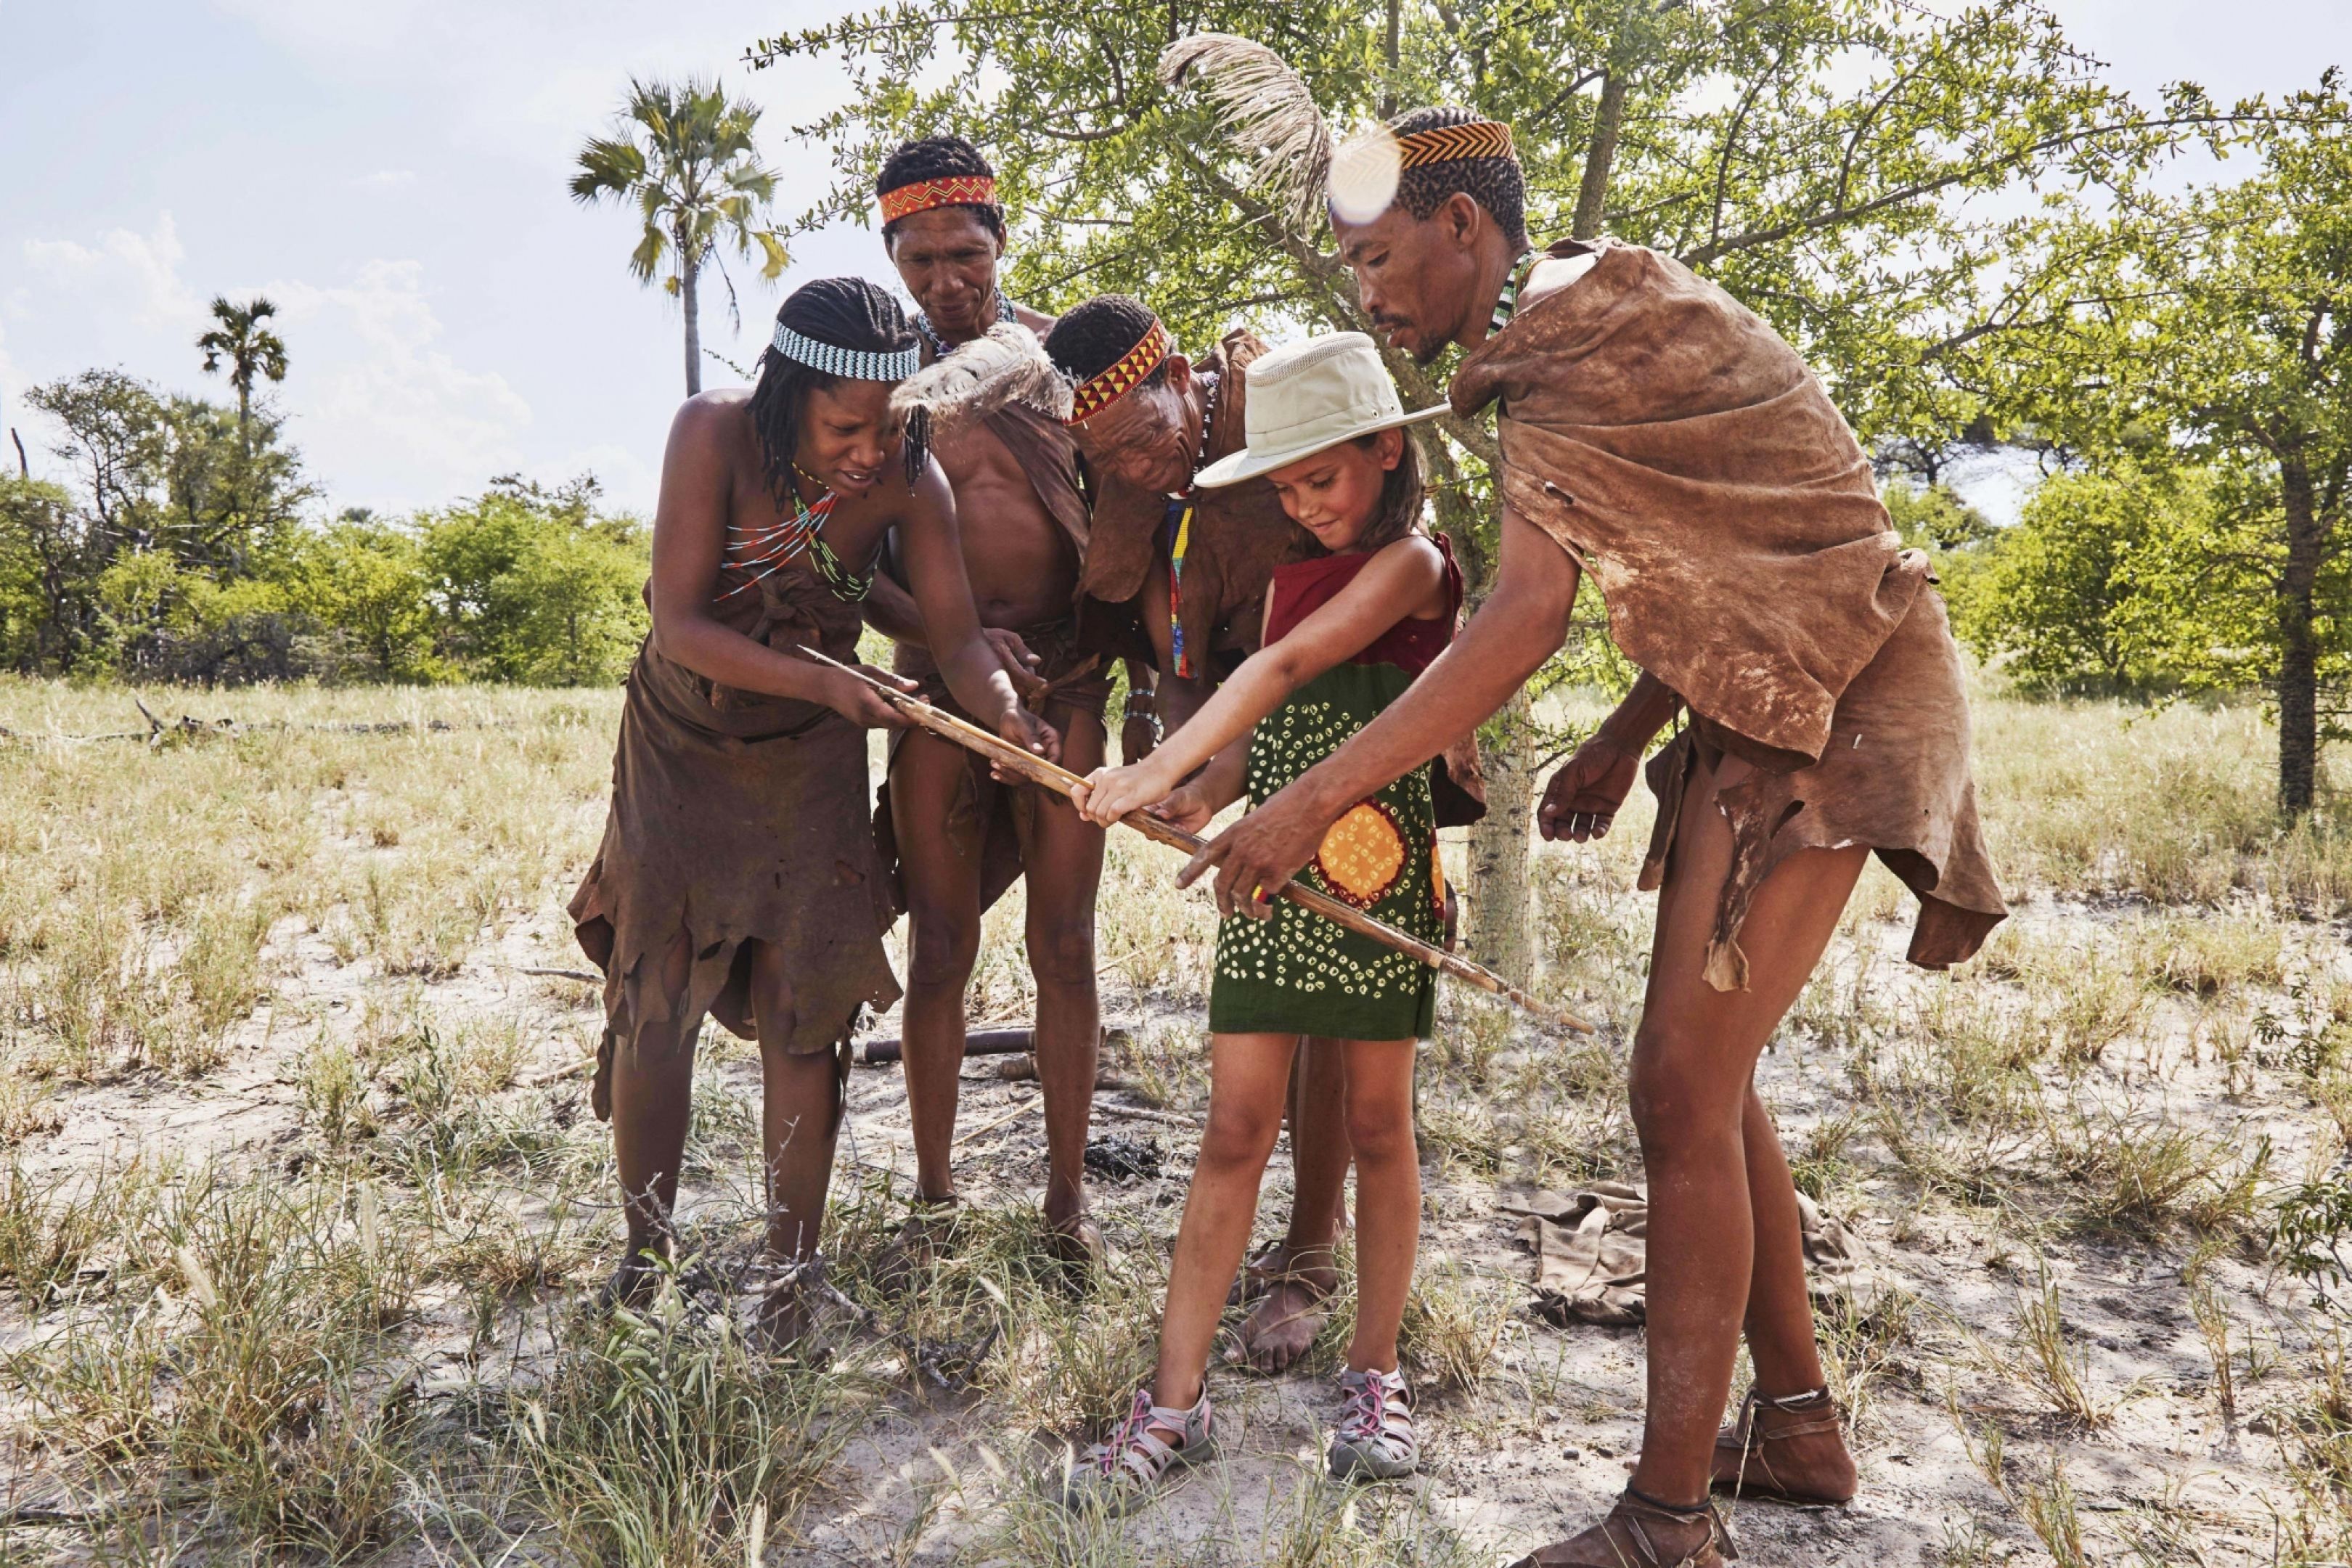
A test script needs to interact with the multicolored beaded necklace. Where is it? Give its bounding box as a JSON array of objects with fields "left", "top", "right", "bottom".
[
  {"left": 1162, "top": 369, "right": 1222, "bottom": 680},
  {"left": 912, "top": 288, "right": 1017, "bottom": 359},
  {"left": 717, "top": 463, "right": 873, "bottom": 605}
]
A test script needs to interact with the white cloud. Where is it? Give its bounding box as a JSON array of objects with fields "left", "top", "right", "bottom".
[
  {"left": 354, "top": 168, "right": 417, "bottom": 190},
  {"left": 268, "top": 260, "right": 534, "bottom": 509},
  {"left": 22, "top": 213, "right": 205, "bottom": 330}
]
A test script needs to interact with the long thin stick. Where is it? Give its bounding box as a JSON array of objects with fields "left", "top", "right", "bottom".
[{"left": 803, "top": 648, "right": 1589, "bottom": 1032}]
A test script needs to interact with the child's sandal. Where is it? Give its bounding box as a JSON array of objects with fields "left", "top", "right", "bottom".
[
  {"left": 1327, "top": 1365, "right": 1417, "bottom": 1481},
  {"left": 1057, "top": 1386, "right": 1214, "bottom": 1516}
]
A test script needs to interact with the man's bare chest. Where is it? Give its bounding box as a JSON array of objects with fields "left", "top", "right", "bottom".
[{"left": 934, "top": 422, "right": 1054, "bottom": 531}]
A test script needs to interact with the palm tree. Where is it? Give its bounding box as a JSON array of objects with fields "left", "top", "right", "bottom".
[
  {"left": 571, "top": 78, "right": 790, "bottom": 396},
  {"left": 196, "top": 295, "right": 288, "bottom": 448}
]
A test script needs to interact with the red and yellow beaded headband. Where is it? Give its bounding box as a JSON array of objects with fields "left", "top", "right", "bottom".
[
  {"left": 1066, "top": 318, "right": 1173, "bottom": 425},
  {"left": 878, "top": 173, "right": 1000, "bottom": 224},
  {"left": 1393, "top": 119, "right": 1516, "bottom": 169}
]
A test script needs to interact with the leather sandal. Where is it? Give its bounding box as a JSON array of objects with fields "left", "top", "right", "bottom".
[
  {"left": 1231, "top": 1252, "right": 1337, "bottom": 1373},
  {"left": 1228, "top": 1238, "right": 1289, "bottom": 1307},
  {"left": 1711, "top": 1386, "right": 1856, "bottom": 1505},
  {"left": 1507, "top": 1487, "right": 1737, "bottom": 1567}
]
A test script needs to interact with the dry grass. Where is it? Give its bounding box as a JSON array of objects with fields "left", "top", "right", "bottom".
[{"left": 3, "top": 679, "right": 2351, "bottom": 1562}]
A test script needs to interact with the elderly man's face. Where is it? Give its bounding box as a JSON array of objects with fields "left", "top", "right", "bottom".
[{"left": 1069, "top": 356, "right": 1200, "bottom": 494}]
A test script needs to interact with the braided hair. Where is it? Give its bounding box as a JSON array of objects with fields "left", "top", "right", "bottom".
[
  {"left": 1041, "top": 294, "right": 1171, "bottom": 393},
  {"left": 1389, "top": 105, "right": 1530, "bottom": 249},
  {"left": 878, "top": 135, "right": 1006, "bottom": 244},
  {"left": 747, "top": 277, "right": 926, "bottom": 497}
]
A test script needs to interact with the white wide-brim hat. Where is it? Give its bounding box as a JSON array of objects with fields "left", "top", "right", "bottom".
[{"left": 1194, "top": 330, "right": 1448, "bottom": 489}]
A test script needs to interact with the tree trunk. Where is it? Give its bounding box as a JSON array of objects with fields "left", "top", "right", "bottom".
[
  {"left": 1381, "top": 0, "right": 1402, "bottom": 118},
  {"left": 1572, "top": 70, "right": 1628, "bottom": 241},
  {"left": 682, "top": 250, "right": 703, "bottom": 398},
  {"left": 1466, "top": 685, "right": 1538, "bottom": 981},
  {"left": 2278, "top": 454, "right": 2323, "bottom": 814},
  {"left": 1431, "top": 462, "right": 1537, "bottom": 983}
]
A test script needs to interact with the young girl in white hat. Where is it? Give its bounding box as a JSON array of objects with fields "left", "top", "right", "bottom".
[{"left": 1061, "top": 331, "right": 1458, "bottom": 1511}]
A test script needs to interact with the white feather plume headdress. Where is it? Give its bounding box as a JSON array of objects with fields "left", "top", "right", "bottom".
[
  {"left": 1157, "top": 33, "right": 1405, "bottom": 229},
  {"left": 889, "top": 322, "right": 1074, "bottom": 456}
]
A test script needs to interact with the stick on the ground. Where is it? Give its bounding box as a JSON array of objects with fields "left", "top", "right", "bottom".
[
  {"left": 801, "top": 647, "right": 1589, "bottom": 1032},
  {"left": 859, "top": 1026, "right": 1032, "bottom": 1066}
]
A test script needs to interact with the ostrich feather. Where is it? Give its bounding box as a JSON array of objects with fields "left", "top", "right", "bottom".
[
  {"left": 1159, "top": 33, "right": 1334, "bottom": 232},
  {"left": 889, "top": 322, "right": 1073, "bottom": 452}
]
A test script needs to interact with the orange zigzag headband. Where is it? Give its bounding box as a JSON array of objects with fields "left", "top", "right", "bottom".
[
  {"left": 1394, "top": 119, "right": 1516, "bottom": 169},
  {"left": 1066, "top": 319, "right": 1173, "bottom": 425},
  {"left": 878, "top": 173, "right": 1000, "bottom": 224}
]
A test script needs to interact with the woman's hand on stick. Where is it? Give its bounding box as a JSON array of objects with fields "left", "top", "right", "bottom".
[
  {"left": 829, "top": 666, "right": 918, "bottom": 730},
  {"left": 1143, "top": 782, "right": 1217, "bottom": 835}
]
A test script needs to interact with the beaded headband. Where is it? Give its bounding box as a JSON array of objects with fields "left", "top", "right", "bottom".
[
  {"left": 1395, "top": 119, "right": 1516, "bottom": 169},
  {"left": 1066, "top": 318, "right": 1173, "bottom": 425},
  {"left": 771, "top": 321, "right": 919, "bottom": 381},
  {"left": 878, "top": 173, "right": 1000, "bottom": 225}
]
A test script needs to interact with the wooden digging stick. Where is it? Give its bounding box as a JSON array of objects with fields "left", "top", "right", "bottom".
[{"left": 801, "top": 648, "right": 1591, "bottom": 1032}]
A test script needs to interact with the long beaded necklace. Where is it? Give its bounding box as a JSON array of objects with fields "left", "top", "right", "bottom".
[
  {"left": 912, "top": 287, "right": 1016, "bottom": 358},
  {"left": 1163, "top": 369, "right": 1222, "bottom": 680},
  {"left": 717, "top": 463, "right": 873, "bottom": 604}
]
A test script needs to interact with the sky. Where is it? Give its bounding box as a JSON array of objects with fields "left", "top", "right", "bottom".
[{"left": 1, "top": 0, "right": 2346, "bottom": 521}]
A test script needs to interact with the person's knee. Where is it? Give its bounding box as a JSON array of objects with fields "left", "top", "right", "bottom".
[
  {"left": 1025, "top": 910, "right": 1098, "bottom": 989},
  {"left": 1199, "top": 1098, "right": 1283, "bottom": 1172},
  {"left": 1343, "top": 1093, "right": 1415, "bottom": 1168},
  {"left": 905, "top": 905, "right": 981, "bottom": 988},
  {"left": 617, "top": 1010, "right": 699, "bottom": 1084},
  {"left": 1628, "top": 1028, "right": 1735, "bottom": 1157}
]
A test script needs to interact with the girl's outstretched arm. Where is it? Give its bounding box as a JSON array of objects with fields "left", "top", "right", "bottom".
[{"left": 1071, "top": 534, "right": 1446, "bottom": 825}]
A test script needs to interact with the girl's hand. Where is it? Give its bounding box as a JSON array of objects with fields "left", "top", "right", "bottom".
[
  {"left": 1146, "top": 783, "right": 1215, "bottom": 835},
  {"left": 1071, "top": 761, "right": 1167, "bottom": 826}
]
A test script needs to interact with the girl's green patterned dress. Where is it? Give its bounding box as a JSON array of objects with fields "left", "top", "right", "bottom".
[{"left": 1209, "top": 537, "right": 1463, "bottom": 1042}]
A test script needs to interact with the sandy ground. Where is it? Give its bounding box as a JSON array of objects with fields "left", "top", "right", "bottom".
[{"left": 5, "top": 854, "right": 2329, "bottom": 1567}]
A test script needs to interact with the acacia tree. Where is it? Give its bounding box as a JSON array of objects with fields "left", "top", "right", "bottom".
[
  {"left": 752, "top": 0, "right": 2235, "bottom": 976},
  {"left": 2000, "top": 74, "right": 2352, "bottom": 813},
  {"left": 571, "top": 78, "right": 792, "bottom": 396}
]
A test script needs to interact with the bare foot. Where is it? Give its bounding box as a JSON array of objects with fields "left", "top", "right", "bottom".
[
  {"left": 871, "top": 1199, "right": 959, "bottom": 1301},
  {"left": 1045, "top": 1211, "right": 1105, "bottom": 1277},
  {"left": 753, "top": 1253, "right": 846, "bottom": 1357},
  {"left": 1233, "top": 1254, "right": 1337, "bottom": 1373},
  {"left": 598, "top": 1235, "right": 669, "bottom": 1312},
  {"left": 1711, "top": 1387, "right": 1857, "bottom": 1504}
]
